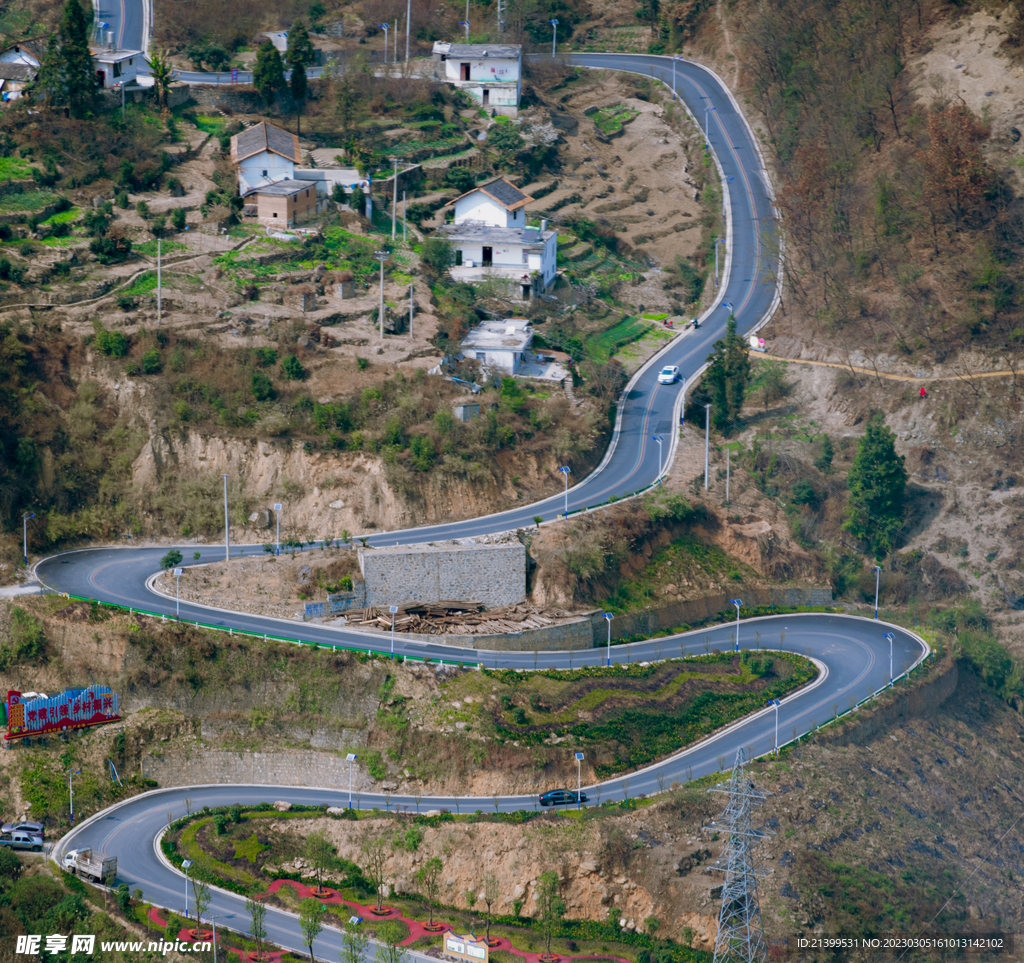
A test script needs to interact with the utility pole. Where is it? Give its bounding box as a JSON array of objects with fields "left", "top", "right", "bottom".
[
  {"left": 402, "top": 190, "right": 407, "bottom": 242},
  {"left": 726, "top": 447, "right": 730, "bottom": 503},
  {"left": 21, "top": 512, "right": 34, "bottom": 569},
  {"left": 709, "top": 748, "right": 770, "bottom": 963},
  {"left": 391, "top": 157, "right": 398, "bottom": 239},
  {"left": 406, "top": 0, "right": 411, "bottom": 62},
  {"left": 704, "top": 403, "right": 711, "bottom": 489},
  {"left": 374, "top": 250, "right": 388, "bottom": 337},
  {"left": 409, "top": 277, "right": 414, "bottom": 339},
  {"left": 221, "top": 473, "right": 230, "bottom": 561},
  {"left": 394, "top": 18, "right": 398, "bottom": 62},
  {"left": 156, "top": 237, "right": 162, "bottom": 318},
  {"left": 872, "top": 565, "right": 881, "bottom": 619}
]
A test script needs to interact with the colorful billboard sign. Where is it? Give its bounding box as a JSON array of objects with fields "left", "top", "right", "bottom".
[{"left": 6, "top": 686, "right": 120, "bottom": 741}]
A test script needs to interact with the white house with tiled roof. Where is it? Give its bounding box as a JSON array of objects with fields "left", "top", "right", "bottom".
[
  {"left": 438, "top": 176, "right": 557, "bottom": 300},
  {"left": 230, "top": 121, "right": 302, "bottom": 195},
  {"left": 432, "top": 42, "right": 522, "bottom": 116}
]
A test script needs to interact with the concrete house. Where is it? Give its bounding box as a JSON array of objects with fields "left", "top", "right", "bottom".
[
  {"left": 230, "top": 122, "right": 302, "bottom": 195},
  {"left": 91, "top": 48, "right": 142, "bottom": 88},
  {"left": 432, "top": 42, "right": 522, "bottom": 116},
  {"left": 0, "top": 40, "right": 42, "bottom": 101},
  {"left": 247, "top": 179, "right": 325, "bottom": 227},
  {"left": 438, "top": 177, "right": 557, "bottom": 300}
]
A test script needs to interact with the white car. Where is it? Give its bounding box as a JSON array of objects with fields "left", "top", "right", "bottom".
[{"left": 657, "top": 365, "right": 680, "bottom": 385}]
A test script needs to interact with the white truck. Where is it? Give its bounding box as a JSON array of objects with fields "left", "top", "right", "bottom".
[{"left": 62, "top": 848, "right": 117, "bottom": 884}]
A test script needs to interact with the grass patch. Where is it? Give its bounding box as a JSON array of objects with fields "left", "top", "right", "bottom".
[
  {"left": 592, "top": 104, "right": 640, "bottom": 135},
  {"left": 584, "top": 315, "right": 651, "bottom": 363},
  {"left": 135, "top": 239, "right": 185, "bottom": 257},
  {"left": 233, "top": 831, "right": 268, "bottom": 863},
  {"left": 0, "top": 156, "right": 38, "bottom": 181},
  {"left": 41, "top": 207, "right": 80, "bottom": 226},
  {"left": 194, "top": 115, "right": 228, "bottom": 136},
  {"left": 0, "top": 190, "right": 57, "bottom": 213},
  {"left": 123, "top": 271, "right": 158, "bottom": 296}
]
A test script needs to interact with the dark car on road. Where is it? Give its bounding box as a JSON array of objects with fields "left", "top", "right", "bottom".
[{"left": 539, "top": 789, "right": 587, "bottom": 807}]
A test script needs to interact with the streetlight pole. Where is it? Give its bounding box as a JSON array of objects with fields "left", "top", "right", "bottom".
[
  {"left": 651, "top": 435, "right": 663, "bottom": 487},
  {"left": 390, "top": 156, "right": 399, "bottom": 240},
  {"left": 374, "top": 250, "right": 388, "bottom": 337},
  {"left": 549, "top": 19, "right": 559, "bottom": 59},
  {"left": 174, "top": 567, "right": 183, "bottom": 619},
  {"left": 389, "top": 605, "right": 399, "bottom": 659},
  {"left": 726, "top": 446, "right": 730, "bottom": 504},
  {"left": 704, "top": 104, "right": 715, "bottom": 149},
  {"left": 602, "top": 612, "right": 613, "bottom": 667},
  {"left": 68, "top": 768, "right": 81, "bottom": 822},
  {"left": 379, "top": 23, "right": 388, "bottom": 65},
  {"left": 730, "top": 599, "right": 742, "bottom": 651},
  {"left": 872, "top": 565, "right": 881, "bottom": 619},
  {"left": 406, "top": 0, "right": 411, "bottom": 62},
  {"left": 409, "top": 276, "right": 413, "bottom": 338},
  {"left": 274, "top": 502, "right": 283, "bottom": 555},
  {"left": 574, "top": 751, "right": 584, "bottom": 809},
  {"left": 183, "top": 859, "right": 192, "bottom": 918},
  {"left": 459, "top": 20, "right": 470, "bottom": 40},
  {"left": 671, "top": 55, "right": 678, "bottom": 99},
  {"left": 768, "top": 699, "right": 780, "bottom": 754},
  {"left": 22, "top": 512, "right": 34, "bottom": 569},
  {"left": 346, "top": 753, "right": 358, "bottom": 808},
  {"left": 883, "top": 632, "right": 894, "bottom": 687},
  {"left": 557, "top": 465, "right": 571, "bottom": 515},
  {"left": 221, "top": 473, "right": 230, "bottom": 561},
  {"left": 704, "top": 403, "right": 711, "bottom": 489}
]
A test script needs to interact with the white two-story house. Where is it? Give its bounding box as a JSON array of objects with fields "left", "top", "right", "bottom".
[
  {"left": 230, "top": 122, "right": 302, "bottom": 195},
  {"left": 438, "top": 177, "right": 557, "bottom": 301},
  {"left": 432, "top": 42, "right": 522, "bottom": 116}
]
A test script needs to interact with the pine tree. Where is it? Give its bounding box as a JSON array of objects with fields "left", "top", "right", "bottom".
[
  {"left": 705, "top": 315, "right": 750, "bottom": 434},
  {"left": 60, "top": 0, "right": 98, "bottom": 118},
  {"left": 842, "top": 414, "right": 907, "bottom": 558},
  {"left": 32, "top": 0, "right": 97, "bottom": 117},
  {"left": 290, "top": 61, "right": 308, "bottom": 134},
  {"left": 253, "top": 40, "right": 287, "bottom": 110},
  {"left": 286, "top": 20, "right": 316, "bottom": 68}
]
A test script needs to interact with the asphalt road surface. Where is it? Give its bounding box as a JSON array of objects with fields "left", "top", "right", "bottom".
[{"left": 39, "top": 41, "right": 901, "bottom": 963}]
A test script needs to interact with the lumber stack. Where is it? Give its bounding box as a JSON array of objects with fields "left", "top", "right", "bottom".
[{"left": 346, "top": 601, "right": 564, "bottom": 635}]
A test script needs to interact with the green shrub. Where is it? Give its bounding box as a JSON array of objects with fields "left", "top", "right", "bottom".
[
  {"left": 0, "top": 607, "right": 46, "bottom": 670},
  {"left": 250, "top": 371, "right": 276, "bottom": 401},
  {"left": 171, "top": 207, "right": 187, "bottom": 231},
  {"left": 254, "top": 346, "right": 278, "bottom": 367},
  {"left": 280, "top": 354, "right": 306, "bottom": 380},
  {"left": 141, "top": 349, "right": 162, "bottom": 374},
  {"left": 409, "top": 434, "right": 436, "bottom": 471},
  {"left": 94, "top": 324, "right": 130, "bottom": 358}
]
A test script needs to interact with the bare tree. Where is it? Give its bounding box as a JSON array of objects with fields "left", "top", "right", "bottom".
[
  {"left": 362, "top": 834, "right": 391, "bottom": 912},
  {"left": 482, "top": 872, "right": 500, "bottom": 943}
]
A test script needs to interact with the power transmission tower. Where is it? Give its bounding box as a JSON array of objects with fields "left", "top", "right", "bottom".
[{"left": 708, "top": 748, "right": 771, "bottom": 963}]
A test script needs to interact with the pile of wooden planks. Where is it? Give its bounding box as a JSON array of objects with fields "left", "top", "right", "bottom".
[{"left": 346, "top": 601, "right": 564, "bottom": 635}]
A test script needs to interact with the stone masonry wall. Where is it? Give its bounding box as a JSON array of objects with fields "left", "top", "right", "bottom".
[
  {"left": 354, "top": 615, "right": 594, "bottom": 652},
  {"left": 358, "top": 543, "right": 526, "bottom": 608}
]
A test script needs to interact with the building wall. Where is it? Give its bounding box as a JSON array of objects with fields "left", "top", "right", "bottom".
[
  {"left": 453, "top": 194, "right": 522, "bottom": 227},
  {"left": 257, "top": 194, "right": 293, "bottom": 225},
  {"left": 464, "top": 346, "right": 519, "bottom": 372},
  {"left": 358, "top": 542, "right": 526, "bottom": 608},
  {"left": 456, "top": 241, "right": 531, "bottom": 267},
  {"left": 239, "top": 151, "right": 296, "bottom": 195},
  {"left": 95, "top": 58, "right": 139, "bottom": 88},
  {"left": 444, "top": 57, "right": 519, "bottom": 83}
]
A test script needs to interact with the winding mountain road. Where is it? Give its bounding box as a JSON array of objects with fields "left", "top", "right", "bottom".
[{"left": 33, "top": 43, "right": 920, "bottom": 963}]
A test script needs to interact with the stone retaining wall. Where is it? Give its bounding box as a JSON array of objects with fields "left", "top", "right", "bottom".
[{"left": 358, "top": 542, "right": 526, "bottom": 608}]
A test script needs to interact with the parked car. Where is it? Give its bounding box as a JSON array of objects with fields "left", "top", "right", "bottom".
[
  {"left": 539, "top": 789, "right": 588, "bottom": 807},
  {"left": 1, "top": 820, "right": 44, "bottom": 837},
  {"left": 0, "top": 831, "right": 43, "bottom": 852},
  {"left": 657, "top": 365, "right": 680, "bottom": 385}
]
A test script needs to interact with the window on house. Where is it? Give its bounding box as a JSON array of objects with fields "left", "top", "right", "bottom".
[
  {"left": 113, "top": 61, "right": 121, "bottom": 78},
  {"left": 272, "top": 212, "right": 278, "bottom": 218},
  {"left": 475, "top": 352, "right": 485, "bottom": 360},
  {"left": 522, "top": 249, "right": 528, "bottom": 264},
  {"left": 262, "top": 170, "right": 268, "bottom": 177}
]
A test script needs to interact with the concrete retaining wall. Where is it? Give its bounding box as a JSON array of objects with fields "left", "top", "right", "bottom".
[
  {"left": 367, "top": 615, "right": 595, "bottom": 652},
  {"left": 817, "top": 655, "right": 958, "bottom": 748},
  {"left": 358, "top": 543, "right": 526, "bottom": 608},
  {"left": 594, "top": 586, "right": 833, "bottom": 642}
]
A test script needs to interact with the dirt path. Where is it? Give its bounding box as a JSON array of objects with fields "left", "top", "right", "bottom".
[{"left": 755, "top": 351, "right": 1015, "bottom": 383}]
